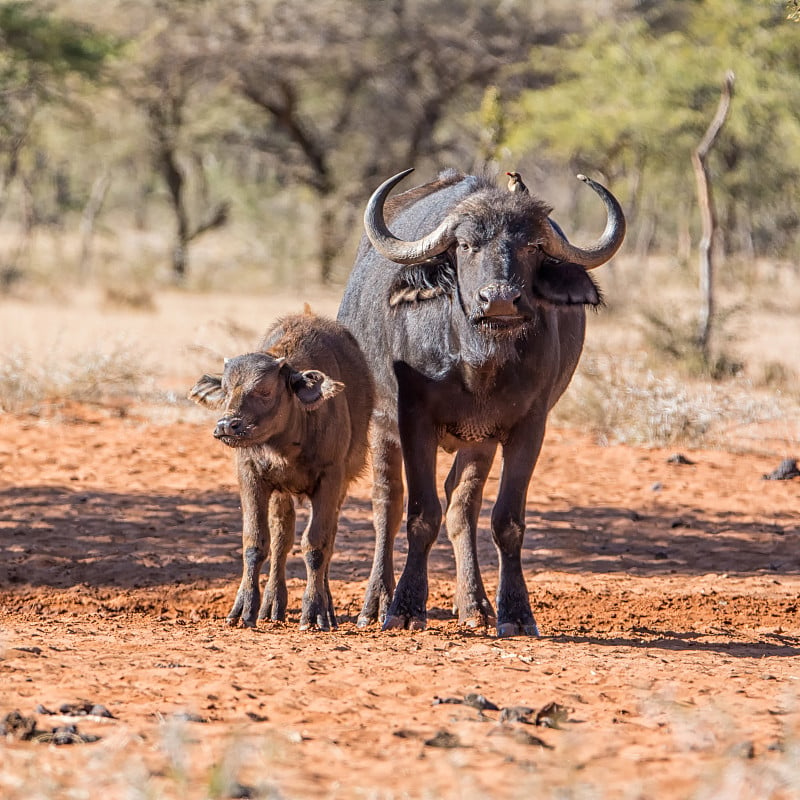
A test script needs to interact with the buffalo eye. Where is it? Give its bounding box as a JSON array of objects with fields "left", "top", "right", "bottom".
[{"left": 458, "top": 241, "right": 472, "bottom": 253}]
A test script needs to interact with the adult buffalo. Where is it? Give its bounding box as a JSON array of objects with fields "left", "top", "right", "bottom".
[{"left": 337, "top": 167, "right": 625, "bottom": 637}]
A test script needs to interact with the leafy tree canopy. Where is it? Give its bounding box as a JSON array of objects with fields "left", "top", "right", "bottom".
[
  {"left": 0, "top": 1, "right": 117, "bottom": 79},
  {"left": 507, "top": 0, "right": 800, "bottom": 253}
]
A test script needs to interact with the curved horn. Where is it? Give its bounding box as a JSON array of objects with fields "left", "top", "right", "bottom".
[
  {"left": 542, "top": 174, "right": 626, "bottom": 269},
  {"left": 363, "top": 168, "right": 458, "bottom": 265}
]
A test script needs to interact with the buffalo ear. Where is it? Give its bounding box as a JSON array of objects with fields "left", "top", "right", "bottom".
[
  {"left": 188, "top": 374, "right": 226, "bottom": 409},
  {"left": 533, "top": 261, "right": 603, "bottom": 306},
  {"left": 289, "top": 369, "right": 344, "bottom": 411},
  {"left": 388, "top": 258, "right": 456, "bottom": 307}
]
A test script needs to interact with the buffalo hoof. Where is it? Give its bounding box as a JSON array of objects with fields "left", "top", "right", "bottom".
[
  {"left": 257, "top": 592, "right": 287, "bottom": 622},
  {"left": 496, "top": 620, "right": 540, "bottom": 638},
  {"left": 460, "top": 613, "right": 496, "bottom": 630},
  {"left": 299, "top": 619, "right": 332, "bottom": 632},
  {"left": 226, "top": 616, "right": 256, "bottom": 629},
  {"left": 383, "top": 614, "right": 426, "bottom": 631},
  {"left": 299, "top": 607, "right": 338, "bottom": 632}
]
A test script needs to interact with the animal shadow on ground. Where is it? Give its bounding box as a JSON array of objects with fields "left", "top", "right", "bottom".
[{"left": 2, "top": 487, "right": 797, "bottom": 592}]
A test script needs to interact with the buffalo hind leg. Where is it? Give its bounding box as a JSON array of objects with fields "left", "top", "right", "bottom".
[
  {"left": 444, "top": 443, "right": 497, "bottom": 629},
  {"left": 258, "top": 491, "right": 295, "bottom": 622},
  {"left": 358, "top": 428, "right": 403, "bottom": 627},
  {"left": 384, "top": 405, "right": 440, "bottom": 631}
]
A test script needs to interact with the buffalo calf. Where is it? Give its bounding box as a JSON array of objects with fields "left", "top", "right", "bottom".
[{"left": 189, "top": 312, "right": 374, "bottom": 631}]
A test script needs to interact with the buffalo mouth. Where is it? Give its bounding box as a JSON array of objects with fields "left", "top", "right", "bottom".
[
  {"left": 473, "top": 314, "right": 529, "bottom": 335},
  {"left": 213, "top": 428, "right": 257, "bottom": 448},
  {"left": 215, "top": 435, "right": 251, "bottom": 448}
]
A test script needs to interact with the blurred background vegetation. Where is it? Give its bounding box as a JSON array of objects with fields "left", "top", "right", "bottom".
[
  {"left": 0, "top": 0, "right": 797, "bottom": 289},
  {"left": 0, "top": 0, "right": 798, "bottom": 443}
]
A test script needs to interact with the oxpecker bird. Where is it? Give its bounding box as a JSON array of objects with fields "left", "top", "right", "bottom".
[{"left": 506, "top": 171, "right": 528, "bottom": 194}]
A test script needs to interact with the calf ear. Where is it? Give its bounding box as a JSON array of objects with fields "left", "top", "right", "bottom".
[
  {"left": 533, "top": 261, "right": 603, "bottom": 306},
  {"left": 188, "top": 374, "right": 226, "bottom": 409},
  {"left": 289, "top": 369, "right": 344, "bottom": 411}
]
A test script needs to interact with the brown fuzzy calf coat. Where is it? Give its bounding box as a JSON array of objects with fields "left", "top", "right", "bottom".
[{"left": 189, "top": 312, "right": 374, "bottom": 630}]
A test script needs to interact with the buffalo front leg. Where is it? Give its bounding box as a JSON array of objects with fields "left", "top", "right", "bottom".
[
  {"left": 228, "top": 460, "right": 269, "bottom": 628},
  {"left": 358, "top": 427, "right": 404, "bottom": 627},
  {"left": 491, "top": 419, "right": 547, "bottom": 638},
  {"left": 444, "top": 443, "right": 497, "bottom": 629},
  {"left": 384, "top": 402, "right": 441, "bottom": 631},
  {"left": 299, "top": 476, "right": 345, "bottom": 631},
  {"left": 258, "top": 491, "right": 295, "bottom": 622}
]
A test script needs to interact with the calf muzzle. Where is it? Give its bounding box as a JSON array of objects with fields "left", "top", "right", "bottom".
[{"left": 214, "top": 416, "right": 244, "bottom": 439}]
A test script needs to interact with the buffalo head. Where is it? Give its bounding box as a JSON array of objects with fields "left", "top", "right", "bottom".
[
  {"left": 363, "top": 169, "right": 626, "bottom": 338},
  {"left": 188, "top": 353, "right": 344, "bottom": 447}
]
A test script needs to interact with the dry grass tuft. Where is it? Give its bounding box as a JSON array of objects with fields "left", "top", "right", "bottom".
[
  {"left": 101, "top": 284, "right": 156, "bottom": 312},
  {"left": 555, "top": 351, "right": 792, "bottom": 447},
  {"left": 0, "top": 340, "right": 156, "bottom": 414}
]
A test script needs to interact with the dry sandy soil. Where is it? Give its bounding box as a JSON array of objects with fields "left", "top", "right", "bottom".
[{"left": 1, "top": 288, "right": 800, "bottom": 799}]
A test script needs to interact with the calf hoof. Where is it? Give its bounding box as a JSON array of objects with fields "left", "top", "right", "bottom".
[
  {"left": 383, "top": 614, "right": 426, "bottom": 631},
  {"left": 299, "top": 601, "right": 338, "bottom": 632},
  {"left": 226, "top": 615, "right": 257, "bottom": 629},
  {"left": 299, "top": 615, "right": 337, "bottom": 632},
  {"left": 496, "top": 620, "right": 540, "bottom": 638}
]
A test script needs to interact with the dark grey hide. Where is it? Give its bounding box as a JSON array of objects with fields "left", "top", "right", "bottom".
[
  {"left": 189, "top": 313, "right": 374, "bottom": 631},
  {"left": 337, "top": 168, "right": 625, "bottom": 637}
]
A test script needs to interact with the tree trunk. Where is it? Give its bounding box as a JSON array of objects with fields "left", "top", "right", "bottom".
[
  {"left": 78, "top": 167, "right": 111, "bottom": 280},
  {"left": 158, "top": 145, "right": 190, "bottom": 281},
  {"left": 692, "top": 71, "right": 734, "bottom": 363}
]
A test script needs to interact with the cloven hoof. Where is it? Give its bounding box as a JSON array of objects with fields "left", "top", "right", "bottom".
[{"left": 496, "top": 621, "right": 540, "bottom": 638}]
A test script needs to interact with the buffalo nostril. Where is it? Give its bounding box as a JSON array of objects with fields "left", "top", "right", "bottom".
[
  {"left": 214, "top": 417, "right": 243, "bottom": 438},
  {"left": 478, "top": 283, "right": 521, "bottom": 315}
]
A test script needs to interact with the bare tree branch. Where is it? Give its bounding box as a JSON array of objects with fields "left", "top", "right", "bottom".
[{"left": 692, "top": 70, "right": 734, "bottom": 361}]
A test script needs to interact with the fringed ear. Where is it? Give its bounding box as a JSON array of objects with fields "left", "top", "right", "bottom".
[
  {"left": 289, "top": 369, "right": 344, "bottom": 411},
  {"left": 388, "top": 257, "right": 456, "bottom": 307},
  {"left": 533, "top": 261, "right": 603, "bottom": 307},
  {"left": 188, "top": 374, "right": 226, "bottom": 409}
]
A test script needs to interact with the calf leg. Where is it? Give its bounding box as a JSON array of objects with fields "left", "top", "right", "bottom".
[
  {"left": 228, "top": 463, "right": 269, "bottom": 628},
  {"left": 299, "top": 476, "right": 345, "bottom": 631},
  {"left": 491, "top": 418, "right": 547, "bottom": 638},
  {"left": 258, "top": 491, "right": 295, "bottom": 622},
  {"left": 358, "top": 427, "right": 404, "bottom": 627},
  {"left": 444, "top": 443, "right": 497, "bottom": 629},
  {"left": 384, "top": 407, "right": 440, "bottom": 631}
]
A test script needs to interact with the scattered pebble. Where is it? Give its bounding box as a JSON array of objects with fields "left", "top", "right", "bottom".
[
  {"left": 535, "top": 702, "right": 571, "bottom": 729},
  {"left": 499, "top": 706, "right": 534, "bottom": 724},
  {"left": 463, "top": 693, "right": 499, "bottom": 711},
  {"left": 1, "top": 711, "right": 100, "bottom": 745},
  {"left": 424, "top": 730, "right": 462, "bottom": 748},
  {"left": 763, "top": 458, "right": 799, "bottom": 481}
]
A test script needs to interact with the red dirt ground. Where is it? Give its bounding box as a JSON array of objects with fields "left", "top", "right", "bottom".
[{"left": 1, "top": 405, "right": 799, "bottom": 799}]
